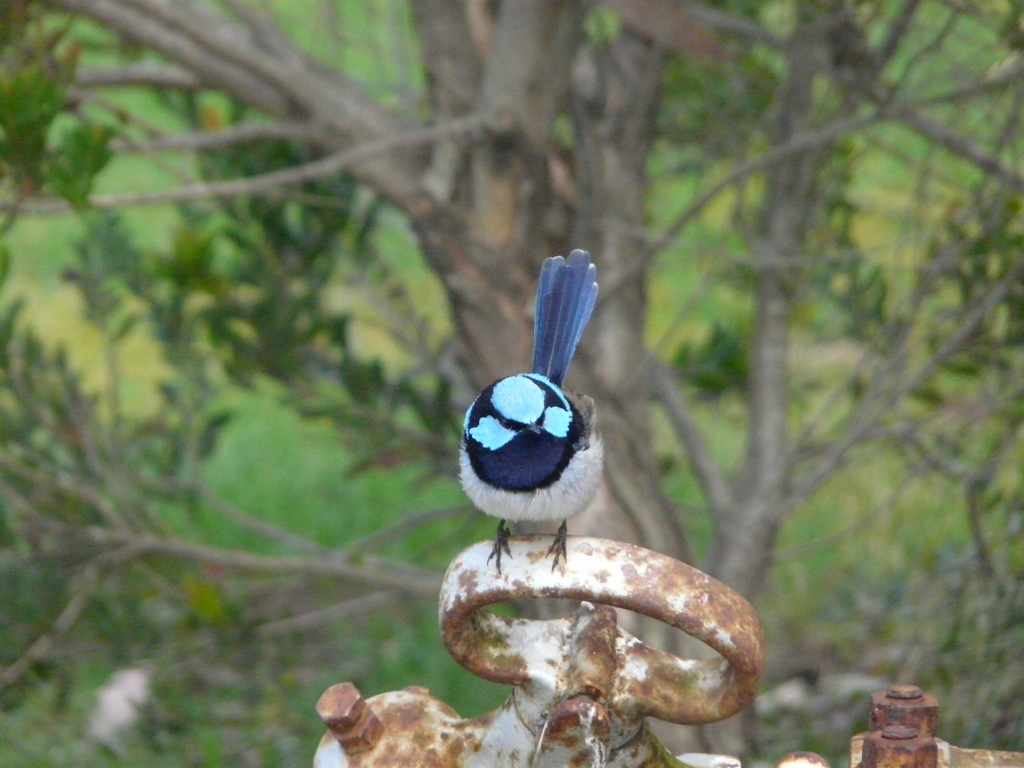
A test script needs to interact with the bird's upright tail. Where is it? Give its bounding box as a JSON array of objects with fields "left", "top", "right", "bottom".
[{"left": 532, "top": 249, "right": 598, "bottom": 387}]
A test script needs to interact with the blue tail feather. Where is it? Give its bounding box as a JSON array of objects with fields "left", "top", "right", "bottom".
[{"left": 531, "top": 249, "right": 598, "bottom": 386}]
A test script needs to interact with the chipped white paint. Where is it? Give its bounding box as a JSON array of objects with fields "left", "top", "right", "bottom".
[
  {"left": 619, "top": 645, "right": 649, "bottom": 683},
  {"left": 580, "top": 704, "right": 609, "bottom": 768},
  {"left": 712, "top": 627, "right": 737, "bottom": 651},
  {"left": 317, "top": 535, "right": 763, "bottom": 768},
  {"left": 313, "top": 732, "right": 348, "bottom": 768}
]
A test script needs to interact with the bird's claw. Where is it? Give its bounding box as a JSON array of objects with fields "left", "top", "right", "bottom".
[
  {"left": 487, "top": 519, "right": 512, "bottom": 574},
  {"left": 547, "top": 521, "right": 568, "bottom": 571}
]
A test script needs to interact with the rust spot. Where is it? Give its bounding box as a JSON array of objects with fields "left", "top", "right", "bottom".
[{"left": 543, "top": 696, "right": 611, "bottom": 752}]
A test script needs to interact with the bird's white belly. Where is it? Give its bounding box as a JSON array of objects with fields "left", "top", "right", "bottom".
[{"left": 459, "top": 437, "right": 604, "bottom": 522}]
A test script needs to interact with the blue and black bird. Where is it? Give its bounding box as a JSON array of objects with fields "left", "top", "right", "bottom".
[{"left": 459, "top": 249, "right": 603, "bottom": 573}]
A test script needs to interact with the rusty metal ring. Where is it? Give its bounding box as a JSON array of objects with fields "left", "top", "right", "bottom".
[{"left": 439, "top": 536, "right": 764, "bottom": 726}]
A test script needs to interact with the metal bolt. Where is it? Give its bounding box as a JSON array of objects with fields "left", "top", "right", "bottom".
[
  {"left": 316, "top": 682, "right": 384, "bottom": 755},
  {"left": 869, "top": 686, "right": 939, "bottom": 736},
  {"left": 886, "top": 685, "right": 923, "bottom": 700}
]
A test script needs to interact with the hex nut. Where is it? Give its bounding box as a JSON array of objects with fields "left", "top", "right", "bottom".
[
  {"left": 316, "top": 682, "right": 384, "bottom": 755},
  {"left": 869, "top": 687, "right": 938, "bottom": 736},
  {"left": 861, "top": 728, "right": 937, "bottom": 768}
]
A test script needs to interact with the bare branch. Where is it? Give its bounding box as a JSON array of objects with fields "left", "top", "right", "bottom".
[
  {"left": 649, "top": 112, "right": 879, "bottom": 258},
  {"left": 650, "top": 358, "right": 733, "bottom": 513},
  {"left": 84, "top": 527, "right": 443, "bottom": 596},
  {"left": 0, "top": 547, "right": 137, "bottom": 692},
  {"left": 789, "top": 263, "right": 1024, "bottom": 510},
  {"left": 6, "top": 115, "right": 486, "bottom": 214},
  {"left": 76, "top": 62, "right": 200, "bottom": 89},
  {"left": 194, "top": 483, "right": 327, "bottom": 555},
  {"left": 680, "top": 2, "right": 783, "bottom": 48},
  {"left": 110, "top": 121, "right": 329, "bottom": 154},
  {"left": 874, "top": 0, "right": 923, "bottom": 75},
  {"left": 217, "top": 0, "right": 300, "bottom": 64},
  {"left": 606, "top": 0, "right": 729, "bottom": 59},
  {"left": 256, "top": 592, "right": 395, "bottom": 637},
  {"left": 894, "top": 107, "right": 1024, "bottom": 194},
  {"left": 50, "top": 0, "right": 293, "bottom": 116},
  {"left": 481, "top": 1, "right": 583, "bottom": 147},
  {"left": 48, "top": 0, "right": 434, "bottom": 209},
  {"left": 114, "top": 0, "right": 306, "bottom": 101},
  {"left": 0, "top": 452, "right": 128, "bottom": 529},
  {"left": 410, "top": 0, "right": 481, "bottom": 116},
  {"left": 338, "top": 505, "right": 473, "bottom": 557}
]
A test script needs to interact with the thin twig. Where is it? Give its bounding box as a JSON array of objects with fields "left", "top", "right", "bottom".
[
  {"left": 787, "top": 260, "right": 1024, "bottom": 511},
  {"left": 6, "top": 115, "right": 485, "bottom": 214},
  {"left": 0, "top": 547, "right": 138, "bottom": 692},
  {"left": 646, "top": 112, "right": 879, "bottom": 260},
  {"left": 110, "top": 121, "right": 329, "bottom": 154},
  {"left": 76, "top": 63, "right": 200, "bottom": 89},
  {"left": 196, "top": 483, "right": 327, "bottom": 554},
  {"left": 83, "top": 527, "right": 443, "bottom": 596},
  {"left": 256, "top": 592, "right": 394, "bottom": 636},
  {"left": 894, "top": 107, "right": 1024, "bottom": 194},
  {"left": 649, "top": 358, "right": 733, "bottom": 514},
  {"left": 338, "top": 504, "right": 473, "bottom": 556}
]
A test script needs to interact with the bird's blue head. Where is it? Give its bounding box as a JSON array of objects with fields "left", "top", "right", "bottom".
[{"left": 462, "top": 373, "right": 584, "bottom": 492}]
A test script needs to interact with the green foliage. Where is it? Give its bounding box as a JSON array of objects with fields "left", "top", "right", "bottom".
[
  {"left": 43, "top": 121, "right": 114, "bottom": 208},
  {"left": 0, "top": 61, "right": 68, "bottom": 190},
  {"left": 0, "top": 203, "right": 481, "bottom": 768},
  {"left": 583, "top": 6, "right": 622, "bottom": 47},
  {"left": 659, "top": 45, "right": 778, "bottom": 164},
  {"left": 0, "top": 72, "right": 482, "bottom": 761},
  {"left": 0, "top": 1, "right": 112, "bottom": 209},
  {"left": 673, "top": 321, "right": 749, "bottom": 395}
]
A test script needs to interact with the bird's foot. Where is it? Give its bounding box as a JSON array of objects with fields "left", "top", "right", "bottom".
[
  {"left": 487, "top": 519, "right": 512, "bottom": 574},
  {"left": 547, "top": 521, "right": 568, "bottom": 571}
]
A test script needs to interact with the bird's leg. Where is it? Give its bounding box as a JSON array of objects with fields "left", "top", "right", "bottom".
[
  {"left": 487, "top": 519, "right": 513, "bottom": 574},
  {"left": 547, "top": 520, "right": 568, "bottom": 570}
]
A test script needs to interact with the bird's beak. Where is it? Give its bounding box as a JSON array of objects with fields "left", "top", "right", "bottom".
[{"left": 526, "top": 422, "right": 542, "bottom": 434}]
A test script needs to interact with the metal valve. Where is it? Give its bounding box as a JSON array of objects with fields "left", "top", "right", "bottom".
[{"left": 313, "top": 536, "right": 765, "bottom": 768}]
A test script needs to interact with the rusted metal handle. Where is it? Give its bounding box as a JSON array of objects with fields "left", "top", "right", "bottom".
[{"left": 439, "top": 536, "right": 764, "bottom": 726}]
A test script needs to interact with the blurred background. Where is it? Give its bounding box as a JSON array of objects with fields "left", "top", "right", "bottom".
[{"left": 1, "top": 1, "right": 1024, "bottom": 766}]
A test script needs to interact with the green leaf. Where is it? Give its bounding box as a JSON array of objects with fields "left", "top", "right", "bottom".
[
  {"left": 42, "top": 121, "right": 113, "bottom": 208},
  {"left": 0, "top": 62, "right": 68, "bottom": 190},
  {"left": 674, "top": 322, "right": 749, "bottom": 395}
]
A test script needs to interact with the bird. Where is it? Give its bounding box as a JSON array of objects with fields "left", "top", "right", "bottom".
[{"left": 459, "top": 249, "right": 603, "bottom": 573}]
